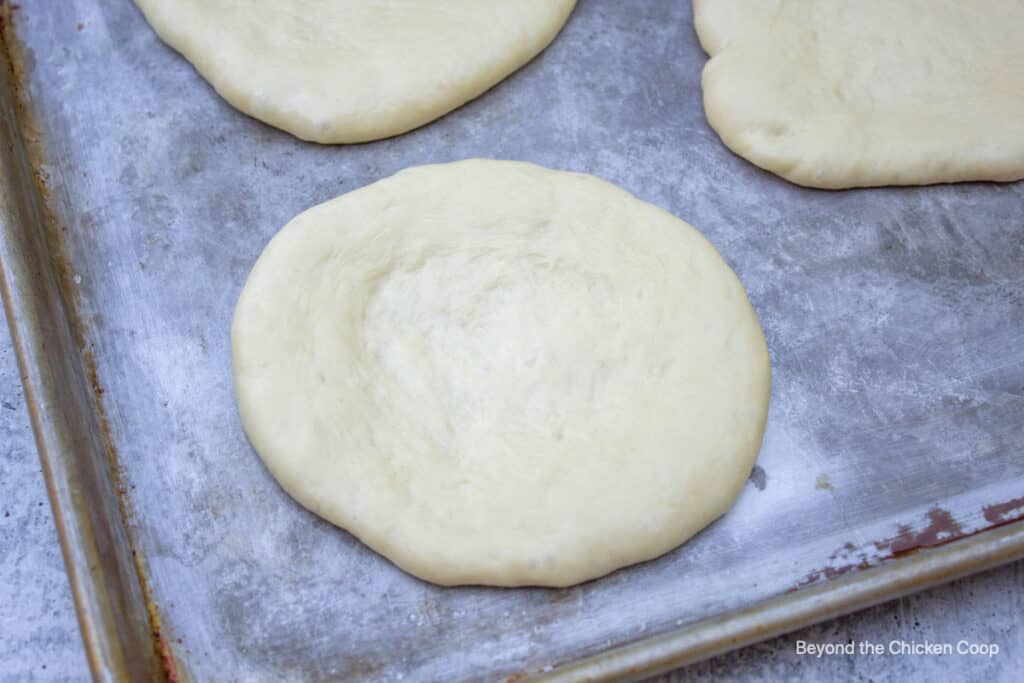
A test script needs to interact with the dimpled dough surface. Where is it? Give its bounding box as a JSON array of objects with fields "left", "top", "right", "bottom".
[
  {"left": 694, "top": 0, "right": 1024, "bottom": 189},
  {"left": 132, "top": 0, "right": 575, "bottom": 143},
  {"left": 231, "top": 160, "right": 771, "bottom": 587}
]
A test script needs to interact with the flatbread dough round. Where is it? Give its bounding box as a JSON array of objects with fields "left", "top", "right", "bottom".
[
  {"left": 232, "top": 160, "right": 770, "bottom": 586},
  {"left": 133, "top": 1, "right": 576, "bottom": 143},
  {"left": 694, "top": 0, "right": 1024, "bottom": 189}
]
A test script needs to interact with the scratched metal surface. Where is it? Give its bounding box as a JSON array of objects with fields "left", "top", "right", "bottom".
[{"left": 5, "top": 0, "right": 1024, "bottom": 681}]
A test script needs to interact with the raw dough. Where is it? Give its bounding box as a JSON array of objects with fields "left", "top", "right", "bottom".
[
  {"left": 694, "top": 0, "right": 1024, "bottom": 189},
  {"left": 231, "top": 160, "right": 770, "bottom": 587},
  {"left": 133, "top": 1, "right": 576, "bottom": 143}
]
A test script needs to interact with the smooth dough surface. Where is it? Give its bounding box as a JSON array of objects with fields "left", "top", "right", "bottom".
[
  {"left": 133, "top": 1, "right": 575, "bottom": 143},
  {"left": 232, "top": 160, "right": 770, "bottom": 587},
  {"left": 694, "top": 0, "right": 1024, "bottom": 188}
]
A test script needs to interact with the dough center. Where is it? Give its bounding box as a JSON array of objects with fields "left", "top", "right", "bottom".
[{"left": 361, "top": 249, "right": 650, "bottom": 458}]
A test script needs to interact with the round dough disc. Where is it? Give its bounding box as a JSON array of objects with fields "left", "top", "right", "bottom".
[
  {"left": 133, "top": 0, "right": 576, "bottom": 143},
  {"left": 232, "top": 160, "right": 771, "bottom": 586},
  {"left": 694, "top": 0, "right": 1024, "bottom": 189}
]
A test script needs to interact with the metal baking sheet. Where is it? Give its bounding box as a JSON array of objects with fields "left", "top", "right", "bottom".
[{"left": 1, "top": 1, "right": 1022, "bottom": 681}]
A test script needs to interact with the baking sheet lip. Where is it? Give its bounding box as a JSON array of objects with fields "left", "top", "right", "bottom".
[
  {"left": 0, "top": 13, "right": 168, "bottom": 682},
  {"left": 0, "top": 140, "right": 123, "bottom": 683},
  {"left": 525, "top": 519, "right": 1024, "bottom": 682},
  {"left": 0, "top": 290, "right": 117, "bottom": 683}
]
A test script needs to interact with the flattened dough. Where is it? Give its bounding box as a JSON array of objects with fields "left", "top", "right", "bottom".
[
  {"left": 232, "top": 160, "right": 770, "bottom": 587},
  {"left": 133, "top": 1, "right": 575, "bottom": 143},
  {"left": 694, "top": 0, "right": 1024, "bottom": 188}
]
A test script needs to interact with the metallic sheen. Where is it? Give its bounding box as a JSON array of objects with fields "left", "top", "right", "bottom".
[{"left": 0, "top": 1, "right": 1022, "bottom": 682}]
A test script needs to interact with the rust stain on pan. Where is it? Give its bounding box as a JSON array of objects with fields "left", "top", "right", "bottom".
[
  {"left": 791, "top": 500, "right": 1024, "bottom": 593},
  {"left": 1, "top": 7, "right": 179, "bottom": 682},
  {"left": 791, "top": 506, "right": 966, "bottom": 591},
  {"left": 983, "top": 497, "right": 1024, "bottom": 525},
  {"left": 154, "top": 618, "right": 182, "bottom": 683},
  {"left": 0, "top": 2, "right": 22, "bottom": 28},
  {"left": 790, "top": 542, "right": 874, "bottom": 590},
  {"left": 505, "top": 667, "right": 567, "bottom": 682},
  {"left": 885, "top": 507, "right": 964, "bottom": 556}
]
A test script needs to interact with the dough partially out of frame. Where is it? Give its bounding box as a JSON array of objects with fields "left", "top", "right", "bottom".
[
  {"left": 133, "top": 1, "right": 575, "bottom": 143},
  {"left": 231, "top": 160, "right": 771, "bottom": 587},
  {"left": 694, "top": 0, "right": 1024, "bottom": 189}
]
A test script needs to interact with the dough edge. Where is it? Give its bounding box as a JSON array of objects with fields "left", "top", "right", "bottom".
[
  {"left": 133, "top": 1, "right": 577, "bottom": 144},
  {"left": 693, "top": 0, "right": 1024, "bottom": 189}
]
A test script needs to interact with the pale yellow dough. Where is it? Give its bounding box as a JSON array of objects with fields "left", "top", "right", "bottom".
[
  {"left": 231, "top": 160, "right": 770, "bottom": 587},
  {"left": 133, "top": 1, "right": 575, "bottom": 143},
  {"left": 694, "top": 0, "right": 1024, "bottom": 188}
]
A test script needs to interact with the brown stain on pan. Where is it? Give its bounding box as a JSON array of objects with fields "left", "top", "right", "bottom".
[
  {"left": 885, "top": 506, "right": 964, "bottom": 556},
  {"left": 790, "top": 542, "right": 875, "bottom": 590},
  {"left": 983, "top": 496, "right": 1024, "bottom": 525},
  {"left": 1, "top": 6, "right": 179, "bottom": 682},
  {"left": 790, "top": 500, "right": 1024, "bottom": 593},
  {"left": 0, "top": 3, "right": 22, "bottom": 27},
  {"left": 156, "top": 627, "right": 182, "bottom": 683}
]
